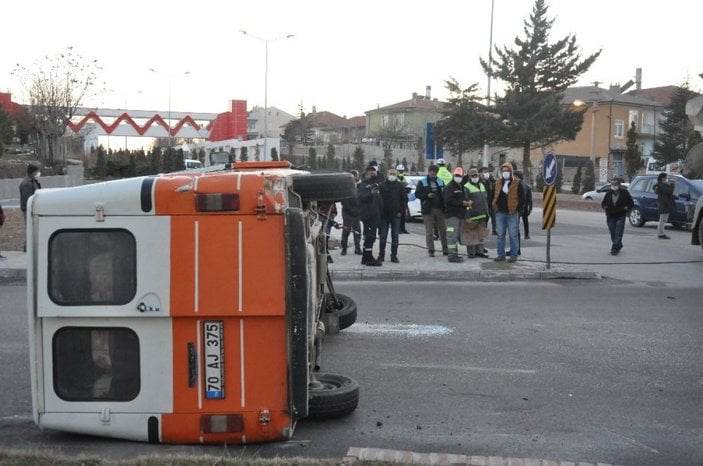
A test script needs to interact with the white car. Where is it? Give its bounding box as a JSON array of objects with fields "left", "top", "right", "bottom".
[
  {"left": 581, "top": 183, "right": 629, "bottom": 201},
  {"left": 404, "top": 175, "right": 425, "bottom": 220}
]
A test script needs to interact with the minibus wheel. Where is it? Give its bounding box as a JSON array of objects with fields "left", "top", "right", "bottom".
[
  {"left": 291, "top": 172, "right": 356, "bottom": 202},
  {"left": 325, "top": 293, "right": 357, "bottom": 330},
  {"left": 307, "top": 373, "right": 359, "bottom": 419}
]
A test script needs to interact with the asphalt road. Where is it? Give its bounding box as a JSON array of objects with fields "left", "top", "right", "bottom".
[{"left": 1, "top": 279, "right": 701, "bottom": 465}]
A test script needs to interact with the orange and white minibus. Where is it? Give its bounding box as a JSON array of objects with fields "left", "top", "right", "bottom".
[{"left": 26, "top": 161, "right": 359, "bottom": 444}]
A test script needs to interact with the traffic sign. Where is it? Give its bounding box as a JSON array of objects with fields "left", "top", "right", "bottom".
[
  {"left": 543, "top": 152, "right": 557, "bottom": 186},
  {"left": 542, "top": 184, "right": 556, "bottom": 230}
]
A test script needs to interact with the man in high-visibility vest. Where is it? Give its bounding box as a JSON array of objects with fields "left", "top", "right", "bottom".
[
  {"left": 436, "top": 158, "right": 452, "bottom": 185},
  {"left": 464, "top": 168, "right": 490, "bottom": 258}
]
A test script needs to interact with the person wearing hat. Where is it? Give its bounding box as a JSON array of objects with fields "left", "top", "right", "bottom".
[
  {"left": 436, "top": 158, "right": 452, "bottom": 186},
  {"left": 601, "top": 177, "right": 634, "bottom": 255},
  {"left": 368, "top": 159, "right": 385, "bottom": 182},
  {"left": 463, "top": 167, "right": 490, "bottom": 258},
  {"left": 415, "top": 164, "right": 448, "bottom": 257},
  {"left": 357, "top": 165, "right": 383, "bottom": 266},
  {"left": 491, "top": 162, "right": 524, "bottom": 262},
  {"left": 20, "top": 164, "right": 42, "bottom": 252},
  {"left": 443, "top": 167, "right": 469, "bottom": 263},
  {"left": 396, "top": 164, "right": 410, "bottom": 234}
]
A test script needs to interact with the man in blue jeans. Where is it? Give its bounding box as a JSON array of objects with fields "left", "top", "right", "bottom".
[
  {"left": 491, "top": 162, "right": 525, "bottom": 262},
  {"left": 601, "top": 177, "right": 634, "bottom": 255}
]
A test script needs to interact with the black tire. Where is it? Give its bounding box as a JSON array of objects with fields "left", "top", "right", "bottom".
[
  {"left": 291, "top": 172, "right": 356, "bottom": 202},
  {"left": 307, "top": 373, "right": 359, "bottom": 419},
  {"left": 326, "top": 293, "right": 357, "bottom": 330},
  {"left": 628, "top": 207, "right": 645, "bottom": 227}
]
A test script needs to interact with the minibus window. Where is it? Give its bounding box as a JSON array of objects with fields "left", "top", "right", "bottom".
[
  {"left": 53, "top": 327, "right": 140, "bottom": 401},
  {"left": 48, "top": 229, "right": 136, "bottom": 306}
]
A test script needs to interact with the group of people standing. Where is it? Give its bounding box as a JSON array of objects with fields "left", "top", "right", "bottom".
[{"left": 335, "top": 159, "right": 533, "bottom": 266}]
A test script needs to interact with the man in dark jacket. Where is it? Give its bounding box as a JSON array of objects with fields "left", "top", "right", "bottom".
[
  {"left": 443, "top": 167, "right": 468, "bottom": 263},
  {"left": 358, "top": 165, "right": 383, "bottom": 266},
  {"left": 340, "top": 170, "right": 362, "bottom": 255},
  {"left": 479, "top": 166, "right": 497, "bottom": 235},
  {"left": 378, "top": 167, "right": 407, "bottom": 263},
  {"left": 19, "top": 163, "right": 42, "bottom": 252},
  {"left": 601, "top": 177, "right": 634, "bottom": 255},
  {"left": 414, "top": 164, "right": 448, "bottom": 257},
  {"left": 653, "top": 172, "right": 675, "bottom": 239}
]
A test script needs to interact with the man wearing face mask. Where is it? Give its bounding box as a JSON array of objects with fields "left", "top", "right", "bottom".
[
  {"left": 20, "top": 163, "right": 42, "bottom": 252},
  {"left": 415, "top": 164, "right": 448, "bottom": 257},
  {"left": 463, "top": 168, "right": 490, "bottom": 258},
  {"left": 601, "top": 177, "right": 634, "bottom": 255},
  {"left": 378, "top": 167, "right": 407, "bottom": 263},
  {"left": 443, "top": 167, "right": 468, "bottom": 263},
  {"left": 491, "top": 163, "right": 524, "bottom": 262},
  {"left": 358, "top": 165, "right": 384, "bottom": 266},
  {"left": 479, "top": 167, "right": 497, "bottom": 235}
]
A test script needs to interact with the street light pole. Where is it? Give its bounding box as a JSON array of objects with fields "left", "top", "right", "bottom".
[
  {"left": 149, "top": 68, "right": 190, "bottom": 153},
  {"left": 482, "top": 0, "right": 495, "bottom": 169},
  {"left": 240, "top": 30, "right": 294, "bottom": 161}
]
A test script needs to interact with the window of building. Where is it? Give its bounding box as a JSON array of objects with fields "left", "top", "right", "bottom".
[
  {"left": 49, "top": 229, "right": 136, "bottom": 306},
  {"left": 382, "top": 114, "right": 389, "bottom": 128},
  {"left": 628, "top": 110, "right": 638, "bottom": 129},
  {"left": 614, "top": 119, "right": 624, "bottom": 139},
  {"left": 53, "top": 327, "right": 140, "bottom": 401}
]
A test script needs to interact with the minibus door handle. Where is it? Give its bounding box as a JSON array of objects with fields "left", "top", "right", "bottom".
[{"left": 137, "top": 302, "right": 160, "bottom": 313}]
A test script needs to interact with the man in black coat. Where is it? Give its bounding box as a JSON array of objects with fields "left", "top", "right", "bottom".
[
  {"left": 601, "top": 177, "right": 634, "bottom": 255},
  {"left": 358, "top": 165, "right": 383, "bottom": 266},
  {"left": 340, "top": 170, "right": 362, "bottom": 255},
  {"left": 378, "top": 166, "right": 407, "bottom": 263}
]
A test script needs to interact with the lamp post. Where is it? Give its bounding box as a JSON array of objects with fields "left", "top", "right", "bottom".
[
  {"left": 108, "top": 89, "right": 142, "bottom": 150},
  {"left": 240, "top": 30, "right": 294, "bottom": 161},
  {"left": 574, "top": 99, "right": 599, "bottom": 163},
  {"left": 482, "top": 0, "right": 495, "bottom": 169},
  {"left": 149, "top": 68, "right": 191, "bottom": 152}
]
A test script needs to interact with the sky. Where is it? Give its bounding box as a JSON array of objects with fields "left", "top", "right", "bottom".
[{"left": 2, "top": 0, "right": 702, "bottom": 120}]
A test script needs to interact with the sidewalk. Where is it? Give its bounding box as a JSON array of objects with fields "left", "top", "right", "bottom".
[
  {"left": 326, "top": 227, "right": 600, "bottom": 282},
  {"left": 0, "top": 229, "right": 601, "bottom": 286}
]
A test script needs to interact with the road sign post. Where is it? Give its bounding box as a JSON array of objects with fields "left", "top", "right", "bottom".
[{"left": 542, "top": 152, "right": 558, "bottom": 269}]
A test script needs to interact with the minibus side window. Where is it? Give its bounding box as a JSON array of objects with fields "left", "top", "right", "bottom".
[
  {"left": 48, "top": 229, "right": 136, "bottom": 306},
  {"left": 53, "top": 327, "right": 140, "bottom": 401}
]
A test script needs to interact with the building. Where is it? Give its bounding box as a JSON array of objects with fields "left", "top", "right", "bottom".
[
  {"left": 365, "top": 86, "right": 446, "bottom": 151},
  {"left": 542, "top": 85, "right": 666, "bottom": 181},
  {"left": 247, "top": 105, "right": 296, "bottom": 140}
]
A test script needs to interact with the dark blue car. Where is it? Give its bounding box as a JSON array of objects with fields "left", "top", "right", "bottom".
[{"left": 627, "top": 174, "right": 703, "bottom": 227}]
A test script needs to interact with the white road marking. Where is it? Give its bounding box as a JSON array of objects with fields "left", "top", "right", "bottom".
[
  {"left": 343, "top": 323, "right": 452, "bottom": 337},
  {"left": 382, "top": 362, "right": 536, "bottom": 375}
]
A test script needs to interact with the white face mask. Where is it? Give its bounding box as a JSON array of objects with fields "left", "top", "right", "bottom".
[
  {"left": 35, "top": 172, "right": 41, "bottom": 178},
  {"left": 611, "top": 185, "right": 620, "bottom": 191},
  {"left": 470, "top": 176, "right": 479, "bottom": 183},
  {"left": 387, "top": 175, "right": 397, "bottom": 182},
  {"left": 482, "top": 172, "right": 490, "bottom": 180},
  {"left": 501, "top": 171, "right": 511, "bottom": 180},
  {"left": 454, "top": 176, "right": 463, "bottom": 183}
]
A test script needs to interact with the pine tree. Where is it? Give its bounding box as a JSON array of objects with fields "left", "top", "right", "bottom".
[
  {"left": 571, "top": 165, "right": 582, "bottom": 194},
  {"left": 581, "top": 159, "right": 596, "bottom": 193},
  {"left": 653, "top": 83, "right": 698, "bottom": 164},
  {"left": 240, "top": 146, "right": 249, "bottom": 162},
  {"left": 325, "top": 143, "right": 337, "bottom": 169},
  {"left": 308, "top": 147, "right": 318, "bottom": 169},
  {"left": 624, "top": 121, "right": 643, "bottom": 181},
  {"left": 95, "top": 145, "right": 107, "bottom": 178},
  {"left": 383, "top": 146, "right": 393, "bottom": 173},
  {"left": 352, "top": 146, "right": 365, "bottom": 171},
  {"left": 480, "top": 0, "right": 600, "bottom": 184},
  {"left": 271, "top": 147, "right": 279, "bottom": 161}
]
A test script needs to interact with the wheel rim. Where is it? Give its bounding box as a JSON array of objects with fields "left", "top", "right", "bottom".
[{"left": 630, "top": 209, "right": 641, "bottom": 225}]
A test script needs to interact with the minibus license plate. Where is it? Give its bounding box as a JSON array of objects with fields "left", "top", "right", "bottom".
[{"left": 204, "top": 321, "right": 224, "bottom": 399}]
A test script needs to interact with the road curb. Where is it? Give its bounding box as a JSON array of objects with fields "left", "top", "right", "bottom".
[
  {"left": 0, "top": 268, "right": 26, "bottom": 285},
  {"left": 331, "top": 269, "right": 601, "bottom": 282}
]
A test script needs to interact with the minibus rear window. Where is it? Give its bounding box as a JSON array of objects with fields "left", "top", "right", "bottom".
[
  {"left": 53, "top": 327, "right": 140, "bottom": 401},
  {"left": 48, "top": 229, "right": 136, "bottom": 306}
]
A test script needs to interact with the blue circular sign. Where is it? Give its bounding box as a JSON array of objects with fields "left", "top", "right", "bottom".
[{"left": 543, "top": 152, "right": 557, "bottom": 185}]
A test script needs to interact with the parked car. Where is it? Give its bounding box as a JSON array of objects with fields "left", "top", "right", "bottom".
[
  {"left": 404, "top": 175, "right": 424, "bottom": 220},
  {"left": 627, "top": 174, "right": 703, "bottom": 227},
  {"left": 582, "top": 183, "right": 629, "bottom": 201},
  {"left": 692, "top": 195, "right": 703, "bottom": 250}
]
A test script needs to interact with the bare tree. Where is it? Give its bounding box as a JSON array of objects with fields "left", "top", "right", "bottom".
[{"left": 12, "top": 46, "right": 104, "bottom": 166}]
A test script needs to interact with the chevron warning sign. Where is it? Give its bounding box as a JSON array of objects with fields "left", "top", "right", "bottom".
[{"left": 542, "top": 185, "right": 556, "bottom": 230}]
